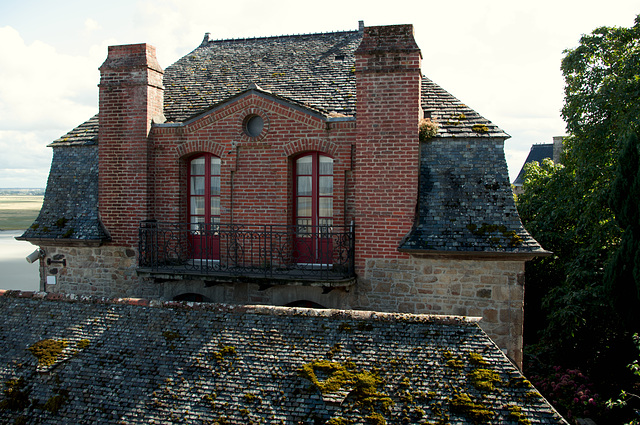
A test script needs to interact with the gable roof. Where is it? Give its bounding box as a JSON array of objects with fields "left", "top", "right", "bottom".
[
  {"left": 0, "top": 291, "right": 567, "bottom": 424},
  {"left": 164, "top": 30, "right": 362, "bottom": 122},
  {"left": 513, "top": 143, "right": 554, "bottom": 186}
]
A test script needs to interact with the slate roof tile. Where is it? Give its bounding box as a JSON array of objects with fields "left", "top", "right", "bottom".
[
  {"left": 513, "top": 143, "right": 554, "bottom": 186},
  {"left": 0, "top": 292, "right": 568, "bottom": 424}
]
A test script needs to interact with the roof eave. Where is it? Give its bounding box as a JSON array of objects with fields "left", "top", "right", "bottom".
[
  {"left": 397, "top": 247, "right": 552, "bottom": 261},
  {"left": 15, "top": 236, "right": 108, "bottom": 247}
]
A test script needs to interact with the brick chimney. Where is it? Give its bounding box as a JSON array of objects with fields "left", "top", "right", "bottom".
[
  {"left": 98, "top": 44, "right": 164, "bottom": 247},
  {"left": 354, "top": 25, "right": 422, "bottom": 268}
]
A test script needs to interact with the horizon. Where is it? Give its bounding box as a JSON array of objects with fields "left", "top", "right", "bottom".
[{"left": 1, "top": 1, "right": 638, "bottom": 188}]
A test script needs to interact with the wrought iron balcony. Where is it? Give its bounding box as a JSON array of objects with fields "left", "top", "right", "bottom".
[{"left": 138, "top": 222, "right": 355, "bottom": 286}]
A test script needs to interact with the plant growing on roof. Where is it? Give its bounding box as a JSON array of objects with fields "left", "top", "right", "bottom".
[
  {"left": 419, "top": 118, "right": 438, "bottom": 141},
  {"left": 471, "top": 124, "right": 489, "bottom": 133},
  {"left": 0, "top": 378, "right": 30, "bottom": 411}
]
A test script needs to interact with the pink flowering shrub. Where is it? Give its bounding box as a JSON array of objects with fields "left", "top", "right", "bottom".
[{"left": 531, "top": 366, "right": 604, "bottom": 421}]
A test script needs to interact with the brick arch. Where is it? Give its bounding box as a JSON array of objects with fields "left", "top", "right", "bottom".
[
  {"left": 282, "top": 138, "right": 339, "bottom": 160},
  {"left": 174, "top": 141, "right": 227, "bottom": 160}
]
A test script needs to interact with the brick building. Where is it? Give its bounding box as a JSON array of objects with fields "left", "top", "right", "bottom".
[{"left": 19, "top": 22, "right": 548, "bottom": 366}]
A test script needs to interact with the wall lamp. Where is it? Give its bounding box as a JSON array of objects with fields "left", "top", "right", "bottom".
[{"left": 26, "top": 249, "right": 44, "bottom": 264}]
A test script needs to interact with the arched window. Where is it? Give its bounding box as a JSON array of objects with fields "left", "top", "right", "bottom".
[
  {"left": 294, "top": 152, "right": 333, "bottom": 264},
  {"left": 188, "top": 154, "right": 221, "bottom": 260}
]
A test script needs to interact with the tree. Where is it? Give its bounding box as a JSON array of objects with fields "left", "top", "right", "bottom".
[
  {"left": 558, "top": 13, "right": 640, "bottom": 335},
  {"left": 518, "top": 14, "right": 640, "bottom": 405},
  {"left": 606, "top": 130, "right": 640, "bottom": 328}
]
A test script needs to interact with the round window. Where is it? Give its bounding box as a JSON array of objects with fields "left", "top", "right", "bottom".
[{"left": 244, "top": 115, "right": 264, "bottom": 138}]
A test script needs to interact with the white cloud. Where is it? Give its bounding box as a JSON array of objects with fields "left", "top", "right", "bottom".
[
  {"left": 0, "top": 26, "right": 99, "bottom": 187},
  {"left": 0, "top": 26, "right": 98, "bottom": 131},
  {"left": 0, "top": 130, "right": 53, "bottom": 188},
  {"left": 84, "top": 18, "right": 102, "bottom": 34}
]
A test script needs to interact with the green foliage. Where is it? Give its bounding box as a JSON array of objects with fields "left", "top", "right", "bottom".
[
  {"left": 607, "top": 334, "right": 640, "bottom": 424},
  {"left": 518, "top": 14, "right": 640, "bottom": 373},
  {"left": 418, "top": 118, "right": 438, "bottom": 141},
  {"left": 605, "top": 131, "right": 640, "bottom": 327},
  {"left": 518, "top": 15, "right": 640, "bottom": 422},
  {"left": 530, "top": 366, "right": 603, "bottom": 421}
]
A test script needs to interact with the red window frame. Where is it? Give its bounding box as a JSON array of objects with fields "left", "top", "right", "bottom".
[
  {"left": 188, "top": 153, "right": 221, "bottom": 260},
  {"left": 293, "top": 152, "right": 333, "bottom": 264},
  {"left": 188, "top": 153, "right": 221, "bottom": 228}
]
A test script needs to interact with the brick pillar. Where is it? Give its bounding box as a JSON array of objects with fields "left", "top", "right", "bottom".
[
  {"left": 98, "top": 44, "right": 164, "bottom": 247},
  {"left": 354, "top": 25, "right": 422, "bottom": 271}
]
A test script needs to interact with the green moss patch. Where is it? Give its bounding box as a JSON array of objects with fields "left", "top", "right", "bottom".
[
  {"left": 468, "top": 368, "right": 502, "bottom": 392},
  {"left": 450, "top": 392, "right": 494, "bottom": 423},
  {"left": 0, "top": 378, "right": 30, "bottom": 411},
  {"left": 211, "top": 345, "right": 237, "bottom": 362},
  {"left": 508, "top": 405, "right": 532, "bottom": 425},
  {"left": 28, "top": 339, "right": 68, "bottom": 367},
  {"left": 298, "top": 360, "right": 392, "bottom": 410}
]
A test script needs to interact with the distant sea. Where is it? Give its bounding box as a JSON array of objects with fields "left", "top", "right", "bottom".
[{"left": 0, "top": 230, "right": 40, "bottom": 291}]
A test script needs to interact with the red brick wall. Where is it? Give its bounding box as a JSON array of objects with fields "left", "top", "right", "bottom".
[
  {"left": 98, "top": 27, "right": 423, "bottom": 273},
  {"left": 149, "top": 93, "right": 355, "bottom": 233},
  {"left": 354, "top": 25, "right": 423, "bottom": 271},
  {"left": 98, "top": 44, "right": 164, "bottom": 247}
]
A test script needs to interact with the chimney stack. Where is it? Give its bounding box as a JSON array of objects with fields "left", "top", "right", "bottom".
[
  {"left": 354, "top": 25, "right": 422, "bottom": 267},
  {"left": 98, "top": 43, "right": 164, "bottom": 247}
]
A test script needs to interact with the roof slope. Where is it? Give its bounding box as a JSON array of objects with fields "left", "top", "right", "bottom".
[
  {"left": 401, "top": 137, "right": 547, "bottom": 255},
  {"left": 18, "top": 116, "right": 107, "bottom": 242},
  {"left": 164, "top": 28, "right": 507, "bottom": 138},
  {"left": 513, "top": 143, "right": 554, "bottom": 186},
  {"left": 0, "top": 291, "right": 567, "bottom": 424},
  {"left": 164, "top": 31, "right": 362, "bottom": 122}
]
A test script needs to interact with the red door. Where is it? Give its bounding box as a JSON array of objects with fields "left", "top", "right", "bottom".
[
  {"left": 294, "top": 153, "right": 333, "bottom": 264},
  {"left": 189, "top": 154, "right": 221, "bottom": 260}
]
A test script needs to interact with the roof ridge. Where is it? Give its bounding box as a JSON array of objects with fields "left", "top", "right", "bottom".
[
  {"left": 0, "top": 289, "right": 480, "bottom": 325},
  {"left": 199, "top": 28, "right": 361, "bottom": 46}
]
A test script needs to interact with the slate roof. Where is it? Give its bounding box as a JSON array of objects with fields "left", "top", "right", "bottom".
[
  {"left": 163, "top": 31, "right": 361, "bottom": 122},
  {"left": 400, "top": 138, "right": 548, "bottom": 255},
  {"left": 17, "top": 126, "right": 108, "bottom": 243},
  {"left": 513, "top": 143, "right": 554, "bottom": 186},
  {"left": 44, "top": 25, "right": 509, "bottom": 146},
  {"left": 0, "top": 291, "right": 567, "bottom": 424},
  {"left": 21, "top": 24, "right": 511, "bottom": 242}
]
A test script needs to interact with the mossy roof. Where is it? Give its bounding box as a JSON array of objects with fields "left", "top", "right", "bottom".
[{"left": 0, "top": 291, "right": 567, "bottom": 424}]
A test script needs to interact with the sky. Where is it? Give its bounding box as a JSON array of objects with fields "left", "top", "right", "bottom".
[{"left": 0, "top": 0, "right": 638, "bottom": 188}]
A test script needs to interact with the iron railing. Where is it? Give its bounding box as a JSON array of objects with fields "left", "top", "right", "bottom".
[{"left": 138, "top": 222, "right": 355, "bottom": 281}]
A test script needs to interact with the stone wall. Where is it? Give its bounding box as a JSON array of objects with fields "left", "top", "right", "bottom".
[
  {"left": 40, "top": 245, "right": 160, "bottom": 299},
  {"left": 354, "top": 256, "right": 526, "bottom": 366}
]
